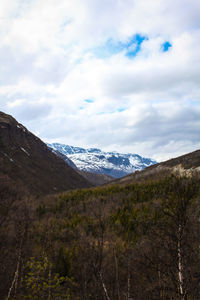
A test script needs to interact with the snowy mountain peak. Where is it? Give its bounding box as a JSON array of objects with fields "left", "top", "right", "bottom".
[{"left": 47, "top": 143, "right": 157, "bottom": 178}]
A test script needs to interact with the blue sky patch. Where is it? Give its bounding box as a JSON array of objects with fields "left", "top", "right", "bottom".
[
  {"left": 93, "top": 34, "right": 148, "bottom": 59},
  {"left": 162, "top": 41, "right": 172, "bottom": 52},
  {"left": 125, "top": 34, "right": 148, "bottom": 58},
  {"left": 117, "top": 107, "right": 126, "bottom": 112},
  {"left": 96, "top": 108, "right": 127, "bottom": 115},
  {"left": 84, "top": 99, "right": 94, "bottom": 103}
]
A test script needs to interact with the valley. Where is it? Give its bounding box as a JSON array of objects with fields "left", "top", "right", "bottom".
[{"left": 0, "top": 112, "right": 200, "bottom": 299}]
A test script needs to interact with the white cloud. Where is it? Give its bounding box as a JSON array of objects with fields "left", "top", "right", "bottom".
[{"left": 0, "top": 0, "right": 200, "bottom": 161}]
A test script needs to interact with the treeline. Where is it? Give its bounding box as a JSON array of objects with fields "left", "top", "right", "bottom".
[{"left": 0, "top": 175, "right": 200, "bottom": 299}]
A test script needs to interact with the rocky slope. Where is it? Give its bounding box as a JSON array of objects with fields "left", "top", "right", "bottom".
[
  {"left": 0, "top": 112, "right": 91, "bottom": 195},
  {"left": 48, "top": 143, "right": 156, "bottom": 178}
]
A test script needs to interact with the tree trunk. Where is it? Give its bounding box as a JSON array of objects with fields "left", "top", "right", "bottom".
[
  {"left": 99, "top": 270, "right": 110, "bottom": 300},
  {"left": 177, "top": 224, "right": 186, "bottom": 300},
  {"left": 6, "top": 233, "right": 23, "bottom": 300},
  {"left": 114, "top": 247, "right": 120, "bottom": 300}
]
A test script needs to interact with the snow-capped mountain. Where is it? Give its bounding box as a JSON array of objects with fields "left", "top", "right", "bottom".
[{"left": 47, "top": 143, "right": 157, "bottom": 178}]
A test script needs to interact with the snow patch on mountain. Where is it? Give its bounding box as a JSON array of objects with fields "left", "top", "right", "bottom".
[{"left": 47, "top": 143, "right": 157, "bottom": 178}]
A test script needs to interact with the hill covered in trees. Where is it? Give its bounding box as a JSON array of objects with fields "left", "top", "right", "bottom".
[{"left": 1, "top": 174, "right": 200, "bottom": 299}]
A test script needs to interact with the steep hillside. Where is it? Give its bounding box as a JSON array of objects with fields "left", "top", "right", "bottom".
[
  {"left": 48, "top": 143, "right": 156, "bottom": 178},
  {"left": 0, "top": 112, "right": 91, "bottom": 195}
]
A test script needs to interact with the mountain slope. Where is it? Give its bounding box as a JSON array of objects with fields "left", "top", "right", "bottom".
[
  {"left": 48, "top": 143, "right": 157, "bottom": 178},
  {"left": 78, "top": 170, "right": 113, "bottom": 185},
  {"left": 0, "top": 112, "right": 91, "bottom": 195},
  {"left": 116, "top": 149, "right": 200, "bottom": 185}
]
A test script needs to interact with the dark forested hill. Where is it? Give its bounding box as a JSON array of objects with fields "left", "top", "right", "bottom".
[
  {"left": 0, "top": 112, "right": 91, "bottom": 195},
  {"left": 1, "top": 174, "right": 199, "bottom": 299}
]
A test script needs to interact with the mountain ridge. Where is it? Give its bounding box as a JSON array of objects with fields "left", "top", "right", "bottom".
[{"left": 48, "top": 142, "right": 157, "bottom": 178}]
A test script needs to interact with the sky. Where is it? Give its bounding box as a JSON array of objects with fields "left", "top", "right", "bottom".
[{"left": 0, "top": 0, "right": 200, "bottom": 161}]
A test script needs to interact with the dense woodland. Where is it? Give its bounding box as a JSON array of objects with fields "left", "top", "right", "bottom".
[{"left": 0, "top": 175, "right": 200, "bottom": 299}]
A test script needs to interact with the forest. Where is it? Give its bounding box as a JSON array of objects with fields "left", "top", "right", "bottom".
[{"left": 0, "top": 174, "right": 200, "bottom": 299}]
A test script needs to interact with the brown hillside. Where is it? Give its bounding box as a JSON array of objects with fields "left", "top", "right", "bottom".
[
  {"left": 113, "top": 149, "right": 200, "bottom": 185},
  {"left": 0, "top": 112, "right": 91, "bottom": 195}
]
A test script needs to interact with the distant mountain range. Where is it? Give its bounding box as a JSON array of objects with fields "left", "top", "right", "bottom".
[{"left": 47, "top": 143, "right": 157, "bottom": 178}]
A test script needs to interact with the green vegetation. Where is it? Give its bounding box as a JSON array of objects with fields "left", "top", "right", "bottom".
[{"left": 0, "top": 175, "right": 200, "bottom": 299}]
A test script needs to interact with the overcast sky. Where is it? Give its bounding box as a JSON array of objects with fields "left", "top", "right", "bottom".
[{"left": 0, "top": 0, "right": 200, "bottom": 161}]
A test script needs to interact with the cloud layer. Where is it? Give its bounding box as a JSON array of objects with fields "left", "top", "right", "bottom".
[{"left": 0, "top": 0, "right": 200, "bottom": 161}]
